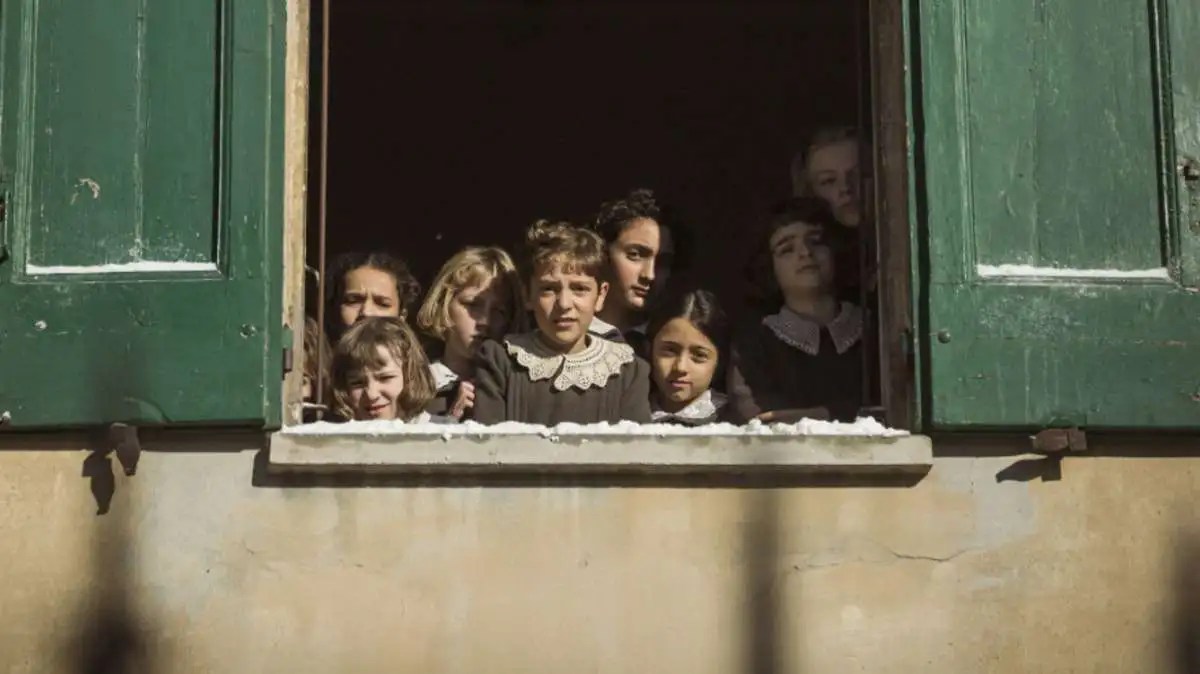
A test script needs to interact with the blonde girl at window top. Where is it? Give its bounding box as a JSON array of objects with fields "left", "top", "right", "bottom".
[
  {"left": 415, "top": 246, "right": 525, "bottom": 420},
  {"left": 790, "top": 126, "right": 869, "bottom": 300}
]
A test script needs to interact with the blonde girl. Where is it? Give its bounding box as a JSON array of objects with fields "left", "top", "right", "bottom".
[
  {"left": 415, "top": 246, "right": 525, "bottom": 419},
  {"left": 331, "top": 316, "right": 435, "bottom": 422},
  {"left": 790, "top": 126, "right": 868, "bottom": 299},
  {"left": 790, "top": 126, "right": 863, "bottom": 228}
]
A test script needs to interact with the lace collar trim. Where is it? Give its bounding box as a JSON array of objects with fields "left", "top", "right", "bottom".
[
  {"left": 651, "top": 389, "right": 727, "bottom": 422},
  {"left": 505, "top": 332, "right": 635, "bottom": 392},
  {"left": 762, "top": 302, "right": 863, "bottom": 356},
  {"left": 428, "top": 360, "right": 460, "bottom": 392}
]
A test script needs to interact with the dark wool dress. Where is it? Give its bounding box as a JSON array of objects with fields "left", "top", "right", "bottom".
[
  {"left": 727, "top": 303, "right": 864, "bottom": 423},
  {"left": 472, "top": 333, "right": 652, "bottom": 425}
]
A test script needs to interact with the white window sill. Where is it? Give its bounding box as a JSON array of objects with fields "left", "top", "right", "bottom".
[{"left": 268, "top": 420, "right": 932, "bottom": 476}]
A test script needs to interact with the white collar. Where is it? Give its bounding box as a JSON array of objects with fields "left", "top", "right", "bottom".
[
  {"left": 587, "top": 316, "right": 621, "bottom": 338},
  {"left": 651, "top": 389, "right": 727, "bottom": 422},
  {"left": 762, "top": 302, "right": 863, "bottom": 356},
  {"left": 587, "top": 317, "right": 647, "bottom": 338},
  {"left": 505, "top": 332, "right": 635, "bottom": 392},
  {"left": 428, "top": 360, "right": 460, "bottom": 392}
]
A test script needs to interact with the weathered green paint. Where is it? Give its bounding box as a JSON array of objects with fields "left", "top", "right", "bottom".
[
  {"left": 0, "top": 1, "right": 285, "bottom": 428},
  {"left": 917, "top": 0, "right": 1200, "bottom": 429}
]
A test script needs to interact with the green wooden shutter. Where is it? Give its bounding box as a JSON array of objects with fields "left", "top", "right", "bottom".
[
  {"left": 917, "top": 0, "right": 1200, "bottom": 429},
  {"left": 0, "top": 1, "right": 284, "bottom": 428}
]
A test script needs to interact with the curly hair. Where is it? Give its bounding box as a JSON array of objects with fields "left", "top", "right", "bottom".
[
  {"left": 591, "top": 188, "right": 691, "bottom": 273},
  {"left": 415, "top": 246, "right": 527, "bottom": 342},
  {"left": 790, "top": 126, "right": 859, "bottom": 197},
  {"left": 744, "top": 197, "right": 846, "bottom": 311},
  {"left": 326, "top": 250, "right": 422, "bottom": 337},
  {"left": 330, "top": 316, "right": 435, "bottom": 422},
  {"left": 520, "top": 219, "right": 607, "bottom": 284}
]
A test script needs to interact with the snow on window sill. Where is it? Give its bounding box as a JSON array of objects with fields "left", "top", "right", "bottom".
[{"left": 268, "top": 418, "right": 932, "bottom": 476}]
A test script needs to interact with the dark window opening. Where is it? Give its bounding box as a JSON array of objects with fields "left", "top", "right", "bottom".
[{"left": 303, "top": 0, "right": 905, "bottom": 427}]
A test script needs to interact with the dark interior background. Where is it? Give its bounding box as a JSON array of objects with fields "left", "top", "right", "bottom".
[{"left": 308, "top": 0, "right": 863, "bottom": 314}]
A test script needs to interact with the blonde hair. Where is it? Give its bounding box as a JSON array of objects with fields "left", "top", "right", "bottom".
[
  {"left": 790, "top": 125, "right": 858, "bottom": 197},
  {"left": 520, "top": 219, "right": 606, "bottom": 284},
  {"left": 330, "top": 316, "right": 435, "bottom": 421},
  {"left": 415, "top": 246, "right": 525, "bottom": 342}
]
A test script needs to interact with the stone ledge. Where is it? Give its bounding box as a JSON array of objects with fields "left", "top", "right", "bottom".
[{"left": 268, "top": 431, "right": 933, "bottom": 476}]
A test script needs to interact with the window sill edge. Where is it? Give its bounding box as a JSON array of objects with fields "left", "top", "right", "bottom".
[{"left": 267, "top": 431, "right": 932, "bottom": 477}]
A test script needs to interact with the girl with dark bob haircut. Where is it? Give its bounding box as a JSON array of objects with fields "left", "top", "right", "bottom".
[
  {"left": 728, "top": 197, "right": 864, "bottom": 424},
  {"left": 645, "top": 288, "right": 733, "bottom": 425}
]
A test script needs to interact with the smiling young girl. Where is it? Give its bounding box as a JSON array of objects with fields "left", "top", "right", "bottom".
[
  {"left": 331, "top": 316, "right": 435, "bottom": 422},
  {"left": 472, "top": 220, "right": 651, "bottom": 425},
  {"left": 415, "top": 246, "right": 525, "bottom": 419},
  {"left": 646, "top": 289, "right": 731, "bottom": 425},
  {"left": 727, "top": 198, "right": 864, "bottom": 423},
  {"left": 589, "top": 189, "right": 682, "bottom": 356}
]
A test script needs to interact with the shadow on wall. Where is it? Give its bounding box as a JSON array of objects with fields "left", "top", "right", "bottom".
[
  {"left": 1173, "top": 530, "right": 1200, "bottom": 673},
  {"left": 68, "top": 343, "right": 156, "bottom": 674},
  {"left": 745, "top": 488, "right": 787, "bottom": 674}
]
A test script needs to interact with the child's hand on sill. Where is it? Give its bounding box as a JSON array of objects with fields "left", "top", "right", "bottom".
[
  {"left": 755, "top": 407, "right": 831, "bottom": 424},
  {"left": 449, "top": 381, "right": 476, "bottom": 420}
]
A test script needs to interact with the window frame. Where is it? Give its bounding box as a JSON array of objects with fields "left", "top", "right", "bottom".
[{"left": 280, "top": 0, "right": 920, "bottom": 435}]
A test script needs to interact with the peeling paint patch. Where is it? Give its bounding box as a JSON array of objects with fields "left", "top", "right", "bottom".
[{"left": 69, "top": 177, "right": 101, "bottom": 205}]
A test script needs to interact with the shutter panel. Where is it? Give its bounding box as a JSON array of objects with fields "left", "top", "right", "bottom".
[
  {"left": 917, "top": 0, "right": 1199, "bottom": 429},
  {"left": 0, "top": 1, "right": 283, "bottom": 428}
]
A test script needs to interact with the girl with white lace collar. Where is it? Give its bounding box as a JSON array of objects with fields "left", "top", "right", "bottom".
[
  {"left": 646, "top": 289, "right": 732, "bottom": 426},
  {"left": 472, "top": 220, "right": 651, "bottom": 426},
  {"left": 415, "top": 247, "right": 525, "bottom": 420},
  {"left": 728, "top": 198, "right": 864, "bottom": 423}
]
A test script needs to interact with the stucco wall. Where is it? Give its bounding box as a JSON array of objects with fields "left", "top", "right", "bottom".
[{"left": 0, "top": 432, "right": 1197, "bottom": 673}]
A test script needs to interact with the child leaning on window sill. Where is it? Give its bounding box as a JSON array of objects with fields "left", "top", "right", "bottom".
[
  {"left": 727, "top": 198, "right": 865, "bottom": 424},
  {"left": 472, "top": 220, "right": 652, "bottom": 426}
]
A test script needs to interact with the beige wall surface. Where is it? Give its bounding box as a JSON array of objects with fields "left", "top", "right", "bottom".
[{"left": 0, "top": 433, "right": 1197, "bottom": 674}]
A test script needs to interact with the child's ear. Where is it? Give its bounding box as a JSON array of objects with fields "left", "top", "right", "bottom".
[{"left": 595, "top": 281, "right": 610, "bottom": 313}]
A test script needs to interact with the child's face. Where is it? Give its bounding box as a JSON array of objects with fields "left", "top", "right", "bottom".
[
  {"left": 446, "top": 279, "right": 511, "bottom": 360},
  {"left": 339, "top": 266, "right": 401, "bottom": 328},
  {"left": 651, "top": 317, "right": 718, "bottom": 408},
  {"left": 806, "top": 139, "right": 861, "bottom": 228},
  {"left": 528, "top": 262, "right": 608, "bottom": 353},
  {"left": 606, "top": 218, "right": 663, "bottom": 316},
  {"left": 770, "top": 221, "right": 835, "bottom": 298},
  {"left": 347, "top": 346, "right": 406, "bottom": 420}
]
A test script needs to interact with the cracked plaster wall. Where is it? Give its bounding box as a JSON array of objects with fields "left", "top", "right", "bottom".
[{"left": 0, "top": 435, "right": 1196, "bottom": 673}]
